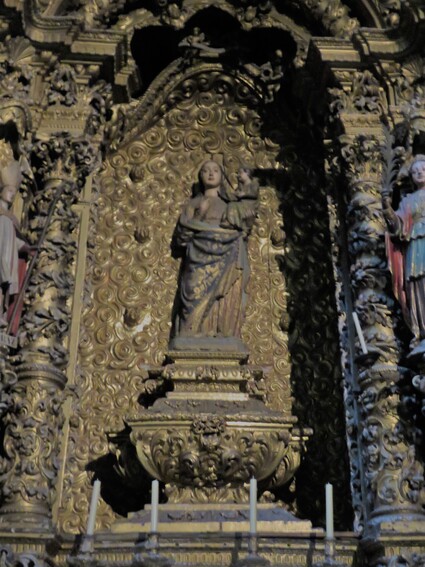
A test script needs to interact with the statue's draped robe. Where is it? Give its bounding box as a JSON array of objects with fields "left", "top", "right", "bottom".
[
  {"left": 0, "top": 159, "right": 25, "bottom": 333},
  {"left": 386, "top": 189, "right": 425, "bottom": 342},
  {"left": 174, "top": 204, "right": 249, "bottom": 338},
  {"left": 0, "top": 207, "right": 22, "bottom": 295}
]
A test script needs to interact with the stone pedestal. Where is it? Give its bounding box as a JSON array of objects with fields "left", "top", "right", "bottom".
[{"left": 111, "top": 349, "right": 311, "bottom": 522}]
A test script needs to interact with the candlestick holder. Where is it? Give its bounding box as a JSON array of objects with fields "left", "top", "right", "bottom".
[
  {"left": 234, "top": 534, "right": 270, "bottom": 567},
  {"left": 132, "top": 532, "right": 174, "bottom": 567},
  {"left": 67, "top": 536, "right": 105, "bottom": 567},
  {"left": 314, "top": 537, "right": 345, "bottom": 567}
]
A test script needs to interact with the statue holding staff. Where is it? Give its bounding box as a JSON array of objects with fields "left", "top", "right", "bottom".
[
  {"left": 0, "top": 139, "right": 30, "bottom": 332},
  {"left": 0, "top": 125, "right": 35, "bottom": 337},
  {"left": 382, "top": 154, "right": 425, "bottom": 354}
]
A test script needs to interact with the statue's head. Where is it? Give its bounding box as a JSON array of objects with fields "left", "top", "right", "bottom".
[
  {"left": 237, "top": 165, "right": 253, "bottom": 185},
  {"left": 409, "top": 154, "right": 425, "bottom": 188},
  {"left": 197, "top": 160, "right": 224, "bottom": 192},
  {"left": 0, "top": 183, "right": 17, "bottom": 205}
]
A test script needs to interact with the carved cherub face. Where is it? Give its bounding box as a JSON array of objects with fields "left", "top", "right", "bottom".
[
  {"left": 237, "top": 167, "right": 251, "bottom": 186},
  {"left": 410, "top": 159, "right": 425, "bottom": 189},
  {"left": 199, "top": 160, "right": 222, "bottom": 190}
]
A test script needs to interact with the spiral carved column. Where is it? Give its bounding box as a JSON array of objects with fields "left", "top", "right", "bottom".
[
  {"left": 340, "top": 133, "right": 425, "bottom": 538},
  {"left": 0, "top": 135, "right": 97, "bottom": 530}
]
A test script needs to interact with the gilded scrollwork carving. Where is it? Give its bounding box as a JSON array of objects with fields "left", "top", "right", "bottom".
[
  {"left": 128, "top": 415, "right": 297, "bottom": 504},
  {"left": 338, "top": 133, "right": 398, "bottom": 364},
  {"left": 0, "top": 364, "right": 66, "bottom": 528},
  {"left": 0, "top": 347, "right": 18, "bottom": 418},
  {"left": 0, "top": 131, "right": 99, "bottom": 526},
  {"left": 358, "top": 368, "right": 425, "bottom": 514},
  {"left": 370, "top": 0, "right": 402, "bottom": 28},
  {"left": 15, "top": 135, "right": 97, "bottom": 364},
  {"left": 46, "top": 64, "right": 78, "bottom": 107},
  {"left": 233, "top": 0, "right": 272, "bottom": 29},
  {"left": 385, "top": 58, "right": 425, "bottom": 107},
  {"left": 42, "top": 61, "right": 112, "bottom": 136},
  {"left": 400, "top": 86, "right": 425, "bottom": 157}
]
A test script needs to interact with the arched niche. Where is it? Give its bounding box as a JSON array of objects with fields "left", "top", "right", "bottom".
[{"left": 64, "top": 11, "right": 354, "bottom": 535}]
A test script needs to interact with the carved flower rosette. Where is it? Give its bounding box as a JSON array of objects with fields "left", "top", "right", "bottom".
[{"left": 128, "top": 412, "right": 305, "bottom": 503}]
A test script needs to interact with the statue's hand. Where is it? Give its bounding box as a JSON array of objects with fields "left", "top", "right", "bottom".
[
  {"left": 19, "top": 243, "right": 37, "bottom": 256},
  {"left": 381, "top": 192, "right": 399, "bottom": 231},
  {"left": 382, "top": 193, "right": 392, "bottom": 210}
]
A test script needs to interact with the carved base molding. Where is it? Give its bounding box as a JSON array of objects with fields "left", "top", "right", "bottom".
[
  {"left": 0, "top": 531, "right": 360, "bottom": 567},
  {"left": 0, "top": 500, "right": 53, "bottom": 531},
  {"left": 110, "top": 503, "right": 314, "bottom": 534}
]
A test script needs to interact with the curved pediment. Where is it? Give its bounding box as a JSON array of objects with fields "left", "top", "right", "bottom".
[
  {"left": 9, "top": 0, "right": 419, "bottom": 55},
  {"left": 11, "top": 0, "right": 392, "bottom": 35},
  {"left": 2, "top": 0, "right": 420, "bottom": 107}
]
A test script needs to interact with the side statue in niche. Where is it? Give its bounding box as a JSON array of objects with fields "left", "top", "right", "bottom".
[
  {"left": 383, "top": 155, "right": 425, "bottom": 356},
  {"left": 170, "top": 160, "right": 259, "bottom": 351},
  {"left": 0, "top": 137, "right": 32, "bottom": 334}
]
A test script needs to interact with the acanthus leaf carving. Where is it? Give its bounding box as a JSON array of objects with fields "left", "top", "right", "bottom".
[
  {"left": 0, "top": 363, "right": 66, "bottom": 527},
  {"left": 303, "top": 0, "right": 359, "bottom": 38},
  {"left": 329, "top": 71, "right": 387, "bottom": 119},
  {"left": 45, "top": 64, "right": 78, "bottom": 107},
  {"left": 0, "top": 38, "right": 35, "bottom": 103},
  {"left": 16, "top": 135, "right": 98, "bottom": 366}
]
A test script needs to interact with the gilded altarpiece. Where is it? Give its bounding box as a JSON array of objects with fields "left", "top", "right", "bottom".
[
  {"left": 2, "top": 1, "right": 424, "bottom": 564},
  {"left": 58, "top": 66, "right": 294, "bottom": 533}
]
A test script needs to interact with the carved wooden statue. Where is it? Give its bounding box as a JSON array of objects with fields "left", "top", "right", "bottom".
[
  {"left": 0, "top": 139, "right": 29, "bottom": 333},
  {"left": 383, "top": 155, "right": 425, "bottom": 355},
  {"left": 171, "top": 160, "right": 259, "bottom": 351}
]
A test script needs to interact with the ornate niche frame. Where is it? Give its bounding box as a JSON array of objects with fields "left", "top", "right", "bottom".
[{"left": 62, "top": 57, "right": 306, "bottom": 531}]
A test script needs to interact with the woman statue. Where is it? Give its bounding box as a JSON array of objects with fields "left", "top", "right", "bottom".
[
  {"left": 171, "top": 160, "right": 259, "bottom": 351},
  {"left": 0, "top": 139, "right": 30, "bottom": 333},
  {"left": 383, "top": 154, "right": 425, "bottom": 354}
]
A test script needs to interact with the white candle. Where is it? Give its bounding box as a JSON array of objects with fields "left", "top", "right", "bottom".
[
  {"left": 151, "top": 479, "right": 159, "bottom": 533},
  {"left": 352, "top": 312, "right": 368, "bottom": 354},
  {"left": 249, "top": 477, "right": 257, "bottom": 535},
  {"left": 325, "top": 483, "right": 334, "bottom": 540},
  {"left": 86, "top": 479, "right": 101, "bottom": 536}
]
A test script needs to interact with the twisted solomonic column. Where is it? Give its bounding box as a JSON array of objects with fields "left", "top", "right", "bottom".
[{"left": 0, "top": 135, "right": 97, "bottom": 530}]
